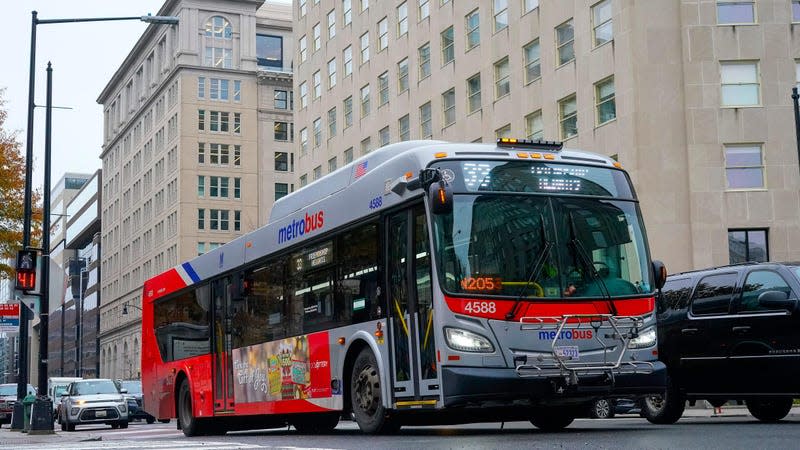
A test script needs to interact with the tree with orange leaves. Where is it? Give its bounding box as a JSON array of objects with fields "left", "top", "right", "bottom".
[{"left": 0, "top": 88, "right": 41, "bottom": 281}]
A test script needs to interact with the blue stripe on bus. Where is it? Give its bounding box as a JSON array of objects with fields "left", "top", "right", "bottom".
[{"left": 182, "top": 262, "right": 201, "bottom": 283}]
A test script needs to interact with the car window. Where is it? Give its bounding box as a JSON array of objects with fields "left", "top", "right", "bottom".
[
  {"left": 690, "top": 273, "right": 736, "bottom": 316},
  {"left": 738, "top": 270, "right": 793, "bottom": 313},
  {"left": 660, "top": 277, "right": 693, "bottom": 310},
  {"left": 74, "top": 380, "right": 119, "bottom": 395}
]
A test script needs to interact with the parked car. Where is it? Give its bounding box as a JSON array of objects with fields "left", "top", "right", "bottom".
[
  {"left": 589, "top": 398, "right": 642, "bottom": 419},
  {"left": 59, "top": 378, "right": 129, "bottom": 431},
  {"left": 0, "top": 383, "right": 36, "bottom": 427},
  {"left": 643, "top": 262, "right": 800, "bottom": 424},
  {"left": 116, "top": 380, "right": 155, "bottom": 424}
]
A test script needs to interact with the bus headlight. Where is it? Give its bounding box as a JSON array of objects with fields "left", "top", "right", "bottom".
[
  {"left": 444, "top": 327, "right": 494, "bottom": 353},
  {"left": 628, "top": 328, "right": 656, "bottom": 349}
]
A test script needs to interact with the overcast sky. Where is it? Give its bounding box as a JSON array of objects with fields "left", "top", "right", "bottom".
[{"left": 4, "top": 0, "right": 291, "bottom": 191}]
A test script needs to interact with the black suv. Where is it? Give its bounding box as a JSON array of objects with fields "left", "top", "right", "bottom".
[{"left": 643, "top": 262, "right": 800, "bottom": 424}]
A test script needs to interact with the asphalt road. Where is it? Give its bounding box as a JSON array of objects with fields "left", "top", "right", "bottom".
[{"left": 3, "top": 415, "right": 799, "bottom": 449}]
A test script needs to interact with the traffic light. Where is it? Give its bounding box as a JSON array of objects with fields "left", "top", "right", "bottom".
[{"left": 15, "top": 249, "right": 37, "bottom": 291}]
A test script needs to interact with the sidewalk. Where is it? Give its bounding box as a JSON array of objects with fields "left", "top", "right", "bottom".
[{"left": 0, "top": 426, "right": 98, "bottom": 447}]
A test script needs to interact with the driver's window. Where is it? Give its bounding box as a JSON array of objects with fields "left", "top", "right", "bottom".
[{"left": 739, "top": 270, "right": 793, "bottom": 313}]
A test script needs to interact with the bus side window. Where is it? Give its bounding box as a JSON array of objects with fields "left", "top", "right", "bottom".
[{"left": 337, "top": 222, "right": 380, "bottom": 324}]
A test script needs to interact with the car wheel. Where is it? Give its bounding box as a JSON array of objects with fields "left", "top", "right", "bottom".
[
  {"left": 60, "top": 419, "right": 67, "bottom": 431},
  {"left": 119, "top": 420, "right": 129, "bottom": 429},
  {"left": 746, "top": 397, "right": 793, "bottom": 423},
  {"left": 642, "top": 375, "right": 685, "bottom": 425},
  {"left": 590, "top": 399, "right": 614, "bottom": 419},
  {"left": 146, "top": 415, "right": 156, "bottom": 424},
  {"left": 530, "top": 409, "right": 575, "bottom": 431},
  {"left": 350, "top": 348, "right": 399, "bottom": 434},
  {"left": 66, "top": 420, "right": 75, "bottom": 432},
  {"left": 111, "top": 422, "right": 119, "bottom": 429}
]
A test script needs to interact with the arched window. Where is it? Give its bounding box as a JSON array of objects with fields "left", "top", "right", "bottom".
[{"left": 205, "top": 16, "right": 232, "bottom": 39}]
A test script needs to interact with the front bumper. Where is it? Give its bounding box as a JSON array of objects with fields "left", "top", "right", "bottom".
[
  {"left": 67, "top": 403, "right": 128, "bottom": 423},
  {"left": 442, "top": 361, "right": 666, "bottom": 408}
]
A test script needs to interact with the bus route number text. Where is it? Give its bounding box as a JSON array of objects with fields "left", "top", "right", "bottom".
[
  {"left": 368, "top": 196, "right": 383, "bottom": 210},
  {"left": 462, "top": 301, "right": 497, "bottom": 314},
  {"left": 460, "top": 276, "right": 502, "bottom": 292}
]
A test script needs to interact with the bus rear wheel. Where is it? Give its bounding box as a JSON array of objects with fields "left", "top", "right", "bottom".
[
  {"left": 178, "top": 379, "right": 201, "bottom": 436},
  {"left": 350, "top": 348, "right": 398, "bottom": 434}
]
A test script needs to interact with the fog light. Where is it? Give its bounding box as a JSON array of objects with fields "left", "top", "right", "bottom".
[
  {"left": 118, "top": 404, "right": 127, "bottom": 413},
  {"left": 70, "top": 407, "right": 80, "bottom": 415}
]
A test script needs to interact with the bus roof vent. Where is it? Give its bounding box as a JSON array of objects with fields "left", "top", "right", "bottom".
[{"left": 496, "top": 138, "right": 563, "bottom": 151}]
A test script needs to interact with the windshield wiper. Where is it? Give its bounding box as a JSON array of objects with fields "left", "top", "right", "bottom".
[
  {"left": 567, "top": 212, "right": 617, "bottom": 315},
  {"left": 507, "top": 214, "right": 553, "bottom": 319}
]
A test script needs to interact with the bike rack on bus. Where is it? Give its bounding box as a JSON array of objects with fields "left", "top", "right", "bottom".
[{"left": 513, "top": 314, "right": 655, "bottom": 385}]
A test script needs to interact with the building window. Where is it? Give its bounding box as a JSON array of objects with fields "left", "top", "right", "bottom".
[
  {"left": 204, "top": 47, "right": 232, "bottom": 69},
  {"left": 420, "top": 0, "right": 430, "bottom": 19},
  {"left": 398, "top": 58, "right": 409, "bottom": 92},
  {"left": 234, "top": 178, "right": 241, "bottom": 199},
  {"left": 328, "top": 58, "right": 337, "bottom": 88},
  {"left": 197, "top": 176, "right": 205, "bottom": 197},
  {"left": 344, "top": 96, "right": 353, "bottom": 128},
  {"left": 313, "top": 71, "right": 322, "bottom": 99},
  {"left": 300, "top": 174, "right": 308, "bottom": 187},
  {"left": 233, "top": 80, "right": 241, "bottom": 101},
  {"left": 466, "top": 9, "right": 480, "bottom": 50},
  {"left": 361, "top": 85, "right": 371, "bottom": 118},
  {"left": 524, "top": 0, "right": 539, "bottom": 14},
  {"left": 274, "top": 121, "right": 290, "bottom": 141},
  {"left": 313, "top": 118, "right": 322, "bottom": 147},
  {"left": 314, "top": 166, "right": 322, "bottom": 180},
  {"left": 299, "top": 35, "right": 307, "bottom": 63},
  {"left": 299, "top": 0, "right": 307, "bottom": 17},
  {"left": 524, "top": 39, "right": 541, "bottom": 83},
  {"left": 419, "top": 42, "right": 431, "bottom": 79},
  {"left": 361, "top": 0, "right": 369, "bottom": 12},
  {"left": 380, "top": 126, "right": 390, "bottom": 146},
  {"left": 256, "top": 34, "right": 283, "bottom": 68},
  {"left": 234, "top": 145, "right": 241, "bottom": 166},
  {"left": 313, "top": 22, "right": 321, "bottom": 52},
  {"left": 344, "top": 46, "right": 353, "bottom": 77},
  {"left": 344, "top": 0, "right": 352, "bottom": 25},
  {"left": 198, "top": 209, "right": 205, "bottom": 230},
  {"left": 399, "top": 114, "right": 410, "bottom": 141},
  {"left": 275, "top": 152, "right": 289, "bottom": 171},
  {"left": 420, "top": 101, "right": 432, "bottom": 138},
  {"left": 728, "top": 229, "right": 768, "bottom": 263},
  {"left": 495, "top": 124, "right": 511, "bottom": 140},
  {"left": 721, "top": 61, "right": 760, "bottom": 106},
  {"left": 361, "top": 137, "right": 372, "bottom": 155},
  {"left": 198, "top": 242, "right": 206, "bottom": 256},
  {"left": 379, "top": 17, "right": 389, "bottom": 51},
  {"left": 344, "top": 147, "right": 354, "bottom": 163},
  {"left": 717, "top": 1, "right": 755, "bottom": 24},
  {"left": 198, "top": 143, "right": 205, "bottom": 163},
  {"left": 328, "top": 107, "right": 337, "bottom": 137},
  {"left": 205, "top": 16, "right": 232, "bottom": 39},
  {"left": 398, "top": 2, "right": 409, "bottom": 36},
  {"left": 494, "top": 0, "right": 508, "bottom": 32},
  {"left": 725, "top": 144, "right": 764, "bottom": 189},
  {"left": 210, "top": 209, "right": 229, "bottom": 231},
  {"left": 442, "top": 88, "right": 456, "bottom": 127},
  {"left": 556, "top": 19, "right": 575, "bottom": 66},
  {"left": 198, "top": 77, "right": 205, "bottom": 98},
  {"left": 233, "top": 113, "right": 241, "bottom": 134},
  {"left": 300, "top": 128, "right": 308, "bottom": 155},
  {"left": 360, "top": 32, "right": 370, "bottom": 64},
  {"left": 794, "top": 1, "right": 800, "bottom": 22},
  {"left": 494, "top": 57, "right": 510, "bottom": 99},
  {"left": 329, "top": 156, "right": 338, "bottom": 173},
  {"left": 210, "top": 176, "right": 229, "bottom": 198},
  {"left": 559, "top": 94, "right": 578, "bottom": 139},
  {"left": 328, "top": 10, "right": 336, "bottom": 39},
  {"left": 595, "top": 77, "right": 616, "bottom": 125},
  {"left": 467, "top": 73, "right": 481, "bottom": 113},
  {"left": 275, "top": 183, "right": 289, "bottom": 200},
  {"left": 274, "top": 90, "right": 289, "bottom": 109},
  {"left": 592, "top": 0, "right": 613, "bottom": 47},
  {"left": 300, "top": 81, "right": 308, "bottom": 109},
  {"left": 441, "top": 26, "right": 455, "bottom": 65},
  {"left": 379, "top": 72, "right": 390, "bottom": 106},
  {"left": 525, "top": 110, "right": 543, "bottom": 140}
]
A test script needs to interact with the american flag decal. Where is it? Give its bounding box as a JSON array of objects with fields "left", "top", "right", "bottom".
[{"left": 355, "top": 160, "right": 368, "bottom": 178}]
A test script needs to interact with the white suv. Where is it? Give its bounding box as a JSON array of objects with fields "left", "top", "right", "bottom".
[{"left": 60, "top": 379, "right": 129, "bottom": 431}]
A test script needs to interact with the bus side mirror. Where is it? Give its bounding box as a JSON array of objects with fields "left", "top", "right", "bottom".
[
  {"left": 428, "top": 181, "right": 453, "bottom": 215},
  {"left": 652, "top": 260, "right": 667, "bottom": 290}
]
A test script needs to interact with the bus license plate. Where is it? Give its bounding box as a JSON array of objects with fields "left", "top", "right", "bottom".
[
  {"left": 96, "top": 410, "right": 107, "bottom": 418},
  {"left": 555, "top": 346, "right": 580, "bottom": 360}
]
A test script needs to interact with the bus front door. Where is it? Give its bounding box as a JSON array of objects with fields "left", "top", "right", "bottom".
[
  {"left": 386, "top": 205, "right": 440, "bottom": 405},
  {"left": 212, "top": 276, "right": 235, "bottom": 413}
]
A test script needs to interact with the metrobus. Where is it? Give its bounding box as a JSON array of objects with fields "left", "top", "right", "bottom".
[{"left": 141, "top": 139, "right": 668, "bottom": 436}]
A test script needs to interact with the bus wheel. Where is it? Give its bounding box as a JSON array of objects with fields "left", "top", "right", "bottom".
[
  {"left": 178, "top": 379, "right": 201, "bottom": 436},
  {"left": 351, "top": 348, "right": 398, "bottom": 434},
  {"left": 530, "top": 409, "right": 574, "bottom": 431},
  {"left": 746, "top": 397, "right": 793, "bottom": 423},
  {"left": 291, "top": 412, "right": 340, "bottom": 434},
  {"left": 642, "top": 376, "right": 685, "bottom": 425}
]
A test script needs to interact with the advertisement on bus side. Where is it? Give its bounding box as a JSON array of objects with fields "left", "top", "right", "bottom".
[{"left": 231, "top": 332, "right": 332, "bottom": 403}]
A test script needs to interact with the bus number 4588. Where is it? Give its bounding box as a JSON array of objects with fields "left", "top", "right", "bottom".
[{"left": 462, "top": 301, "right": 496, "bottom": 314}]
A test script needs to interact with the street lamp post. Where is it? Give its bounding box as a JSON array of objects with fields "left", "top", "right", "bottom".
[{"left": 14, "top": 10, "right": 178, "bottom": 434}]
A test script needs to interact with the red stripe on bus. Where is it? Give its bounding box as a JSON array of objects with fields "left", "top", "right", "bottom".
[{"left": 444, "top": 295, "right": 655, "bottom": 321}]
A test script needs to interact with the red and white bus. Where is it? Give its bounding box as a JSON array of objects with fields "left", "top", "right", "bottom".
[{"left": 141, "top": 139, "right": 667, "bottom": 435}]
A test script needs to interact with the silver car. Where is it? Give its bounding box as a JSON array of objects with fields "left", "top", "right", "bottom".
[{"left": 59, "top": 379, "right": 129, "bottom": 431}]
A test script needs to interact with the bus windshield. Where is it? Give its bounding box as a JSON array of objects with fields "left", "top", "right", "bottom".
[{"left": 431, "top": 162, "right": 652, "bottom": 299}]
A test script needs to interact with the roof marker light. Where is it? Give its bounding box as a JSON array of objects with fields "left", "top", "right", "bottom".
[
  {"left": 496, "top": 138, "right": 563, "bottom": 151},
  {"left": 435, "top": 152, "right": 448, "bottom": 158},
  {"left": 517, "top": 152, "right": 529, "bottom": 158},
  {"left": 531, "top": 153, "right": 542, "bottom": 159},
  {"left": 543, "top": 154, "right": 556, "bottom": 160},
  {"left": 613, "top": 162, "right": 623, "bottom": 169}
]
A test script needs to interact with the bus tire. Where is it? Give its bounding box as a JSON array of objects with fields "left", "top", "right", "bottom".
[
  {"left": 290, "top": 412, "right": 340, "bottom": 434},
  {"left": 530, "top": 409, "right": 574, "bottom": 431},
  {"left": 642, "top": 376, "right": 685, "bottom": 424},
  {"left": 350, "top": 348, "right": 398, "bottom": 434},
  {"left": 178, "top": 379, "right": 201, "bottom": 436},
  {"left": 746, "top": 397, "right": 793, "bottom": 423}
]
